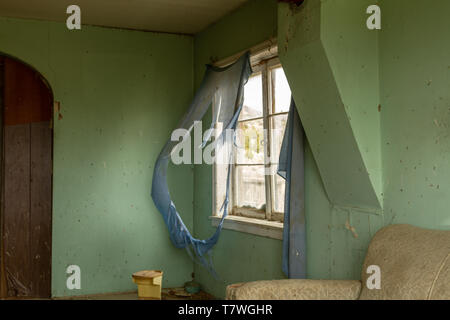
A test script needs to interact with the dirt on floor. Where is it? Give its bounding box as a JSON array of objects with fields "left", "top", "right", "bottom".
[
  {"left": 52, "top": 287, "right": 215, "bottom": 300},
  {"left": 162, "top": 287, "right": 215, "bottom": 300}
]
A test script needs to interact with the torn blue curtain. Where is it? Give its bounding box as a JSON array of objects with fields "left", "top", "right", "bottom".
[
  {"left": 278, "top": 99, "right": 306, "bottom": 278},
  {"left": 151, "top": 53, "right": 252, "bottom": 275}
]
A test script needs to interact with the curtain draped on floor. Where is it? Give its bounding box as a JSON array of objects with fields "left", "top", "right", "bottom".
[
  {"left": 151, "top": 53, "right": 252, "bottom": 275},
  {"left": 278, "top": 99, "right": 306, "bottom": 278}
]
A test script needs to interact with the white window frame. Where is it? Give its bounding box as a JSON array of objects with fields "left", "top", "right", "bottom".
[
  {"left": 210, "top": 42, "right": 286, "bottom": 240},
  {"left": 231, "top": 56, "right": 288, "bottom": 223}
]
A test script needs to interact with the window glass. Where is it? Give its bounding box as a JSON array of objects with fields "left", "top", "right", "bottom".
[
  {"left": 235, "top": 119, "right": 265, "bottom": 165},
  {"left": 271, "top": 67, "right": 291, "bottom": 114},
  {"left": 235, "top": 165, "right": 266, "bottom": 210},
  {"left": 239, "top": 73, "right": 263, "bottom": 121},
  {"left": 225, "top": 59, "right": 292, "bottom": 222},
  {"left": 269, "top": 114, "right": 288, "bottom": 164},
  {"left": 272, "top": 174, "right": 286, "bottom": 214}
]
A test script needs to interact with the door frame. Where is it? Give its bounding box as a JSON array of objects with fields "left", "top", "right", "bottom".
[{"left": 0, "top": 54, "right": 54, "bottom": 299}]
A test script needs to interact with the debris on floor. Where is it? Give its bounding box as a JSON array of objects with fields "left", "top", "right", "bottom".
[
  {"left": 55, "top": 288, "right": 215, "bottom": 300},
  {"left": 162, "top": 288, "right": 215, "bottom": 300}
]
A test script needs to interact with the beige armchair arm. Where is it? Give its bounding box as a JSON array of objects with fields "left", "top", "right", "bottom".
[{"left": 226, "top": 279, "right": 362, "bottom": 300}]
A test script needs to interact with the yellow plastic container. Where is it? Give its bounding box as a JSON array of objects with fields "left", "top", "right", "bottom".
[{"left": 132, "top": 270, "right": 163, "bottom": 300}]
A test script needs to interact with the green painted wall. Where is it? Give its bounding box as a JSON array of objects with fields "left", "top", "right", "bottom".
[
  {"left": 0, "top": 17, "right": 194, "bottom": 297},
  {"left": 278, "top": 0, "right": 385, "bottom": 282},
  {"left": 277, "top": 0, "right": 450, "bottom": 283},
  {"left": 194, "top": 0, "right": 450, "bottom": 299},
  {"left": 321, "top": 0, "right": 382, "bottom": 204},
  {"left": 1, "top": 0, "right": 449, "bottom": 301},
  {"left": 379, "top": 0, "right": 450, "bottom": 229},
  {"left": 279, "top": 0, "right": 382, "bottom": 210}
]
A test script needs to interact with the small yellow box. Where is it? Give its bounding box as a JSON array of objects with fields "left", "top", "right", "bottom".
[{"left": 132, "top": 270, "right": 163, "bottom": 300}]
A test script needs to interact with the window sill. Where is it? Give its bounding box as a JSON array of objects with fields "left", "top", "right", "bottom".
[{"left": 209, "top": 215, "right": 283, "bottom": 240}]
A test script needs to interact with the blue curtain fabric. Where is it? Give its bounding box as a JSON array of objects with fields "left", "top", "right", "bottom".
[
  {"left": 278, "top": 99, "right": 306, "bottom": 278},
  {"left": 151, "top": 53, "right": 252, "bottom": 275}
]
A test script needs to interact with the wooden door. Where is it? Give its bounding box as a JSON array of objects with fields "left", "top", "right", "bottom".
[{"left": 0, "top": 56, "right": 53, "bottom": 298}]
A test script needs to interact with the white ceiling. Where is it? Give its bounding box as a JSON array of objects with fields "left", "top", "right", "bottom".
[{"left": 0, "top": 0, "right": 249, "bottom": 34}]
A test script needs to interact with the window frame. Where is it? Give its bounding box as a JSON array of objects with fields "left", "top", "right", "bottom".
[
  {"left": 231, "top": 56, "right": 289, "bottom": 223},
  {"left": 211, "top": 42, "right": 287, "bottom": 240}
]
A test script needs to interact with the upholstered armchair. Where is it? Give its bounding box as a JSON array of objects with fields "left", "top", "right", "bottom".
[{"left": 226, "top": 224, "right": 450, "bottom": 300}]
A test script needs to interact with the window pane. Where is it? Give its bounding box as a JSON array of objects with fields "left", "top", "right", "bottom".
[
  {"left": 239, "top": 73, "right": 263, "bottom": 121},
  {"left": 271, "top": 67, "right": 291, "bottom": 114},
  {"left": 269, "top": 113, "right": 287, "bottom": 216},
  {"left": 272, "top": 174, "right": 285, "bottom": 214},
  {"left": 236, "top": 119, "right": 265, "bottom": 164},
  {"left": 234, "top": 165, "right": 266, "bottom": 210},
  {"left": 269, "top": 114, "right": 288, "bottom": 163}
]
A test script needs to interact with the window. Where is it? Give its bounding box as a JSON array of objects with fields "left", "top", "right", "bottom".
[
  {"left": 232, "top": 56, "right": 291, "bottom": 223},
  {"left": 212, "top": 47, "right": 292, "bottom": 238}
]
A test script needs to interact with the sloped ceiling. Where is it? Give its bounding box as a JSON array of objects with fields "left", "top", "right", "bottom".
[
  {"left": 0, "top": 0, "right": 249, "bottom": 34},
  {"left": 278, "top": 0, "right": 382, "bottom": 210}
]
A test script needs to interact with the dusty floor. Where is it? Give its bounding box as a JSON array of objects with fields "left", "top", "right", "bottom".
[{"left": 58, "top": 288, "right": 215, "bottom": 300}]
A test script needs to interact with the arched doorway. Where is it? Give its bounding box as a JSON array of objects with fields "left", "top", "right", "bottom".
[{"left": 0, "top": 55, "right": 53, "bottom": 298}]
